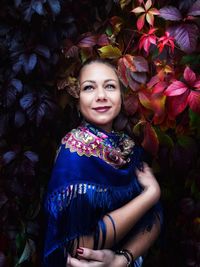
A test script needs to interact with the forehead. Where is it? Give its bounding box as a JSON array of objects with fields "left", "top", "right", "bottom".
[{"left": 79, "top": 62, "right": 118, "bottom": 81}]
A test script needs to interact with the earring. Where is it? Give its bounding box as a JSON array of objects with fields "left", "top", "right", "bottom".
[{"left": 77, "top": 109, "right": 81, "bottom": 118}]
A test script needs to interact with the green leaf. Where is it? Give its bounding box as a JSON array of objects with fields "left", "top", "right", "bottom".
[
  {"left": 177, "top": 135, "right": 196, "bottom": 149},
  {"left": 180, "top": 54, "right": 200, "bottom": 66},
  {"left": 16, "top": 239, "right": 35, "bottom": 266},
  {"left": 98, "top": 45, "right": 122, "bottom": 59},
  {"left": 156, "top": 128, "right": 174, "bottom": 148},
  {"left": 189, "top": 109, "right": 200, "bottom": 129}
]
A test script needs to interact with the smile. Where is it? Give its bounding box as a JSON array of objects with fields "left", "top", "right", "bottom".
[{"left": 92, "top": 106, "right": 111, "bottom": 113}]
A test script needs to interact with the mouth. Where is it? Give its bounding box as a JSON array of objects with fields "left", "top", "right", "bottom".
[{"left": 92, "top": 106, "right": 111, "bottom": 112}]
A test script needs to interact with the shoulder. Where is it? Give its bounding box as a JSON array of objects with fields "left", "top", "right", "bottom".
[{"left": 61, "top": 126, "right": 102, "bottom": 157}]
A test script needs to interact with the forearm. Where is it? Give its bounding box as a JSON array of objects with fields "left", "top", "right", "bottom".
[
  {"left": 104, "top": 186, "right": 160, "bottom": 247},
  {"left": 78, "top": 187, "right": 160, "bottom": 250},
  {"left": 122, "top": 217, "right": 161, "bottom": 260}
]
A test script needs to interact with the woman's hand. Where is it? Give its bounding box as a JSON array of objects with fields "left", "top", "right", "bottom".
[
  {"left": 66, "top": 248, "right": 127, "bottom": 267},
  {"left": 136, "top": 162, "right": 161, "bottom": 203}
]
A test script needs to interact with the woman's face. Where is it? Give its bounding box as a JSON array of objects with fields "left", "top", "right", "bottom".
[{"left": 78, "top": 62, "right": 122, "bottom": 132}]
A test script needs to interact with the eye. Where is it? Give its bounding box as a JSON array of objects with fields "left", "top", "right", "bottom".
[
  {"left": 105, "top": 84, "right": 116, "bottom": 90},
  {"left": 82, "top": 85, "right": 94, "bottom": 91}
]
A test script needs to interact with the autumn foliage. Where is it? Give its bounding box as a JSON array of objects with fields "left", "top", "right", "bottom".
[{"left": 0, "top": 0, "right": 200, "bottom": 266}]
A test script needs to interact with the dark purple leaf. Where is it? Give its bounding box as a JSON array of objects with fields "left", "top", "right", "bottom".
[
  {"left": 0, "top": 193, "right": 8, "bottom": 209},
  {"left": 15, "top": 111, "right": 26, "bottom": 128},
  {"left": 133, "top": 56, "right": 149, "bottom": 72},
  {"left": 14, "top": 0, "right": 22, "bottom": 7},
  {"left": 24, "top": 6, "right": 34, "bottom": 22},
  {"left": 3, "top": 151, "right": 17, "bottom": 164},
  {"left": 188, "top": 0, "right": 200, "bottom": 16},
  {"left": 178, "top": 0, "right": 196, "bottom": 12},
  {"left": 130, "top": 72, "right": 147, "bottom": 84},
  {"left": 0, "top": 115, "right": 7, "bottom": 137},
  {"left": 26, "top": 54, "right": 37, "bottom": 73},
  {"left": 13, "top": 58, "right": 23, "bottom": 73},
  {"left": 24, "top": 151, "right": 39, "bottom": 163},
  {"left": 20, "top": 93, "right": 35, "bottom": 110},
  {"left": 36, "top": 102, "right": 46, "bottom": 125},
  {"left": 10, "top": 79, "right": 23, "bottom": 93},
  {"left": 168, "top": 24, "right": 199, "bottom": 53},
  {"left": 35, "top": 45, "right": 51, "bottom": 59},
  {"left": 32, "top": 1, "right": 46, "bottom": 15},
  {"left": 0, "top": 252, "right": 6, "bottom": 267},
  {"left": 5, "top": 87, "right": 17, "bottom": 107},
  {"left": 159, "top": 6, "right": 182, "bottom": 21},
  {"left": 48, "top": 0, "right": 61, "bottom": 15}
]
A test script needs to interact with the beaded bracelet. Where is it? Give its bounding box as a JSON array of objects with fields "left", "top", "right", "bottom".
[{"left": 115, "top": 249, "right": 134, "bottom": 266}]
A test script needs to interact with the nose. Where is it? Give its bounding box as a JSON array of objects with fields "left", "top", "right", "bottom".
[{"left": 95, "top": 87, "right": 107, "bottom": 101}]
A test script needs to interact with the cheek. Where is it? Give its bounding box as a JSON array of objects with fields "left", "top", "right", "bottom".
[{"left": 79, "top": 95, "right": 88, "bottom": 111}]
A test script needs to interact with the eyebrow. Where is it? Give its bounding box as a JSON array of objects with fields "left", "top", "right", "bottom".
[{"left": 80, "top": 79, "right": 117, "bottom": 86}]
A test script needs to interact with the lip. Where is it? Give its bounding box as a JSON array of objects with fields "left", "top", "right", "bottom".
[{"left": 92, "top": 106, "right": 111, "bottom": 112}]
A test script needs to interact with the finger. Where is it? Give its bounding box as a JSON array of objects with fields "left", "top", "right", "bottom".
[
  {"left": 67, "top": 255, "right": 87, "bottom": 267},
  {"left": 77, "top": 247, "right": 110, "bottom": 262}
]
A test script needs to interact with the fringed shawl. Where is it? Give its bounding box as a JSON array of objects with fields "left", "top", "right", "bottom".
[{"left": 43, "top": 122, "right": 162, "bottom": 266}]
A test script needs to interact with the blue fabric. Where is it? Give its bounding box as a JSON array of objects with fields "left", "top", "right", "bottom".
[{"left": 43, "top": 122, "right": 162, "bottom": 266}]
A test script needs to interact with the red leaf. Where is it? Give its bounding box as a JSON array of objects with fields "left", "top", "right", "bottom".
[
  {"left": 78, "top": 34, "right": 97, "bottom": 48},
  {"left": 152, "top": 81, "right": 167, "bottom": 94},
  {"left": 167, "top": 91, "right": 189, "bottom": 119},
  {"left": 123, "top": 54, "right": 137, "bottom": 72},
  {"left": 124, "top": 94, "right": 139, "bottom": 115},
  {"left": 97, "top": 34, "right": 110, "bottom": 46},
  {"left": 165, "top": 81, "right": 188, "bottom": 96},
  {"left": 118, "top": 58, "right": 129, "bottom": 87},
  {"left": 183, "top": 66, "right": 196, "bottom": 85},
  {"left": 188, "top": 91, "right": 200, "bottom": 115},
  {"left": 142, "top": 122, "right": 159, "bottom": 156}
]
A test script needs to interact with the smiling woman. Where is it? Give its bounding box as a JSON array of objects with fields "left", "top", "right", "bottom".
[
  {"left": 78, "top": 61, "right": 122, "bottom": 132},
  {"left": 43, "top": 58, "right": 163, "bottom": 267}
]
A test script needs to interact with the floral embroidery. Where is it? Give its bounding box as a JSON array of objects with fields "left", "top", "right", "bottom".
[{"left": 61, "top": 123, "right": 135, "bottom": 168}]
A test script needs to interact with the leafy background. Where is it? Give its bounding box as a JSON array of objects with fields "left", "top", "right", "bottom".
[{"left": 0, "top": 0, "right": 200, "bottom": 266}]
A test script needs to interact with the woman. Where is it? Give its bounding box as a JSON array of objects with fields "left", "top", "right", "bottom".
[{"left": 43, "top": 59, "right": 162, "bottom": 267}]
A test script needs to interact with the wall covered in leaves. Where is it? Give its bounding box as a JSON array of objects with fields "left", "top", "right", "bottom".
[{"left": 0, "top": 0, "right": 200, "bottom": 266}]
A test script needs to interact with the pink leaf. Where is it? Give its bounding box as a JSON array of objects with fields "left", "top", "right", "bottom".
[
  {"left": 145, "top": 0, "right": 152, "bottom": 11},
  {"left": 146, "top": 13, "right": 154, "bottom": 26},
  {"left": 149, "top": 8, "right": 160, "bottom": 15},
  {"left": 194, "top": 79, "right": 200, "bottom": 89},
  {"left": 188, "top": 91, "right": 200, "bottom": 114},
  {"left": 184, "top": 67, "right": 196, "bottom": 85},
  {"left": 147, "top": 75, "right": 160, "bottom": 88},
  {"left": 131, "top": 6, "right": 145, "bottom": 13},
  {"left": 152, "top": 81, "right": 167, "bottom": 94},
  {"left": 137, "top": 14, "right": 146, "bottom": 30},
  {"left": 165, "top": 81, "right": 188, "bottom": 96}
]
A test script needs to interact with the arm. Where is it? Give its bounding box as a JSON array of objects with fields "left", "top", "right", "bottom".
[
  {"left": 76, "top": 163, "right": 161, "bottom": 249},
  {"left": 67, "top": 217, "right": 161, "bottom": 267}
]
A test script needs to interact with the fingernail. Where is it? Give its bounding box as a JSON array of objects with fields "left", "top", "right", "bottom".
[{"left": 77, "top": 248, "right": 84, "bottom": 254}]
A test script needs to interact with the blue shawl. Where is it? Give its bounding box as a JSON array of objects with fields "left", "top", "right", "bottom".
[{"left": 43, "top": 122, "right": 162, "bottom": 266}]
